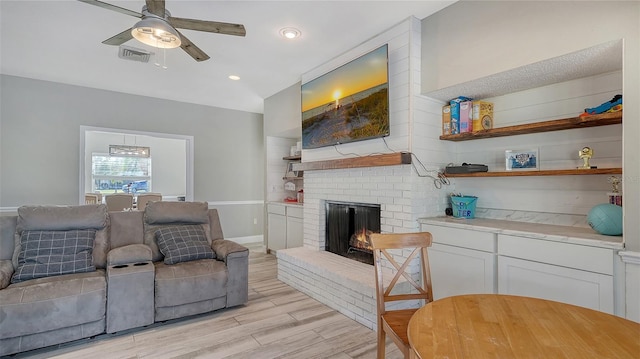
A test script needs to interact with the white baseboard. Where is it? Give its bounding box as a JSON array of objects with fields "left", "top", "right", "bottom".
[
  {"left": 0, "top": 207, "right": 19, "bottom": 214},
  {"left": 227, "top": 235, "right": 264, "bottom": 245}
]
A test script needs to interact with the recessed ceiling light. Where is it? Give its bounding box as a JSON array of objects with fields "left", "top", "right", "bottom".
[
  {"left": 228, "top": 75, "right": 240, "bottom": 81},
  {"left": 279, "top": 27, "right": 301, "bottom": 39}
]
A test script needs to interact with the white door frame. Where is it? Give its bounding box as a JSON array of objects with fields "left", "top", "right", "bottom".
[{"left": 79, "top": 126, "right": 194, "bottom": 204}]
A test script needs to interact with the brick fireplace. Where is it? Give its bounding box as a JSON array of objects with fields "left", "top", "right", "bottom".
[
  {"left": 275, "top": 16, "right": 448, "bottom": 330},
  {"left": 277, "top": 163, "right": 441, "bottom": 329}
]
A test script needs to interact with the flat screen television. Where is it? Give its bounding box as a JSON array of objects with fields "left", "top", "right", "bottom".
[{"left": 301, "top": 44, "right": 389, "bottom": 149}]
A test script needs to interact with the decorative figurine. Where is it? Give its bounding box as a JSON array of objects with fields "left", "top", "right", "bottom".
[
  {"left": 607, "top": 176, "right": 622, "bottom": 207},
  {"left": 578, "top": 146, "right": 594, "bottom": 169},
  {"left": 608, "top": 176, "right": 621, "bottom": 193}
]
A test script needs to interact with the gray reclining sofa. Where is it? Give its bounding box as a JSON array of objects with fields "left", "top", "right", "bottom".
[{"left": 0, "top": 201, "right": 249, "bottom": 356}]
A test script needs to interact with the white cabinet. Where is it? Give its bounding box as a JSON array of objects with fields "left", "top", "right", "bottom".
[
  {"left": 420, "top": 219, "right": 621, "bottom": 315},
  {"left": 286, "top": 216, "right": 303, "bottom": 248},
  {"left": 267, "top": 203, "right": 303, "bottom": 251},
  {"left": 497, "top": 234, "right": 615, "bottom": 314},
  {"left": 421, "top": 224, "right": 497, "bottom": 300},
  {"left": 267, "top": 205, "right": 287, "bottom": 251}
]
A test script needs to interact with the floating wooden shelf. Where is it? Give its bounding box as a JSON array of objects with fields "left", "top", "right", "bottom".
[
  {"left": 440, "top": 112, "right": 622, "bottom": 141},
  {"left": 292, "top": 152, "right": 411, "bottom": 171},
  {"left": 283, "top": 155, "right": 301, "bottom": 161},
  {"left": 283, "top": 177, "right": 304, "bottom": 180},
  {"left": 446, "top": 168, "right": 622, "bottom": 178}
]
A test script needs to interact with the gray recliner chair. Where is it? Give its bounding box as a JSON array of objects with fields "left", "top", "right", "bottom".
[
  {"left": 141, "top": 201, "right": 249, "bottom": 321},
  {"left": 0, "top": 205, "right": 110, "bottom": 356}
]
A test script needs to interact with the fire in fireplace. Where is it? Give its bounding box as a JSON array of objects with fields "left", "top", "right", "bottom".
[
  {"left": 325, "top": 201, "right": 381, "bottom": 265},
  {"left": 349, "top": 228, "right": 374, "bottom": 253}
]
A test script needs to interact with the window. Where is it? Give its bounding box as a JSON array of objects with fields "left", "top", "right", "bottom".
[{"left": 92, "top": 154, "right": 152, "bottom": 194}]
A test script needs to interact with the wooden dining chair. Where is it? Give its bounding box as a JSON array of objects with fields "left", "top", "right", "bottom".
[
  {"left": 84, "top": 193, "right": 99, "bottom": 204},
  {"left": 370, "top": 232, "right": 434, "bottom": 359},
  {"left": 105, "top": 193, "right": 134, "bottom": 211},
  {"left": 136, "top": 193, "right": 162, "bottom": 211}
]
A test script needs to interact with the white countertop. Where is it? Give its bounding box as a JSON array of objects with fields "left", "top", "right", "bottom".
[
  {"left": 268, "top": 201, "right": 303, "bottom": 208},
  {"left": 418, "top": 216, "right": 624, "bottom": 250}
]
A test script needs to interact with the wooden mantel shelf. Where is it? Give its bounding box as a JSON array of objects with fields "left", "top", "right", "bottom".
[
  {"left": 447, "top": 168, "right": 622, "bottom": 177},
  {"left": 292, "top": 152, "right": 411, "bottom": 171},
  {"left": 440, "top": 112, "right": 622, "bottom": 141}
]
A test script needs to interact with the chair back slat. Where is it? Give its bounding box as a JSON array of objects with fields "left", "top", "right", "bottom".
[
  {"left": 370, "top": 233, "right": 432, "bottom": 249},
  {"left": 383, "top": 293, "right": 431, "bottom": 302},
  {"left": 380, "top": 247, "right": 422, "bottom": 298},
  {"left": 370, "top": 232, "right": 434, "bottom": 312}
]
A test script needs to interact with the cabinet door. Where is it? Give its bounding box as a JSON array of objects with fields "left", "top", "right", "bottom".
[
  {"left": 430, "top": 243, "right": 496, "bottom": 300},
  {"left": 267, "top": 212, "right": 287, "bottom": 251},
  {"left": 498, "top": 256, "right": 614, "bottom": 314},
  {"left": 286, "top": 216, "right": 303, "bottom": 248}
]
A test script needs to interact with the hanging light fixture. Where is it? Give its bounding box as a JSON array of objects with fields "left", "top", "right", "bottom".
[
  {"left": 131, "top": 7, "right": 181, "bottom": 49},
  {"left": 109, "top": 145, "right": 151, "bottom": 158}
]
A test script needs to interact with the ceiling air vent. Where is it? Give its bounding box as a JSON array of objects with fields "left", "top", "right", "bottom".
[{"left": 118, "top": 45, "right": 153, "bottom": 63}]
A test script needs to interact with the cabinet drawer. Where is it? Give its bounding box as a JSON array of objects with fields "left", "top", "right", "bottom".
[
  {"left": 498, "top": 234, "right": 613, "bottom": 275},
  {"left": 267, "top": 204, "right": 286, "bottom": 215},
  {"left": 421, "top": 224, "right": 495, "bottom": 252},
  {"left": 286, "top": 205, "right": 303, "bottom": 219}
]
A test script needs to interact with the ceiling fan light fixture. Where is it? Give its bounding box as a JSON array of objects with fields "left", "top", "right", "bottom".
[{"left": 132, "top": 16, "right": 182, "bottom": 49}]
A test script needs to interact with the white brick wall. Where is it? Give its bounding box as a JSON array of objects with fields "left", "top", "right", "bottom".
[
  {"left": 303, "top": 164, "right": 445, "bottom": 247},
  {"left": 276, "top": 17, "right": 449, "bottom": 329},
  {"left": 303, "top": 165, "right": 417, "bottom": 251}
]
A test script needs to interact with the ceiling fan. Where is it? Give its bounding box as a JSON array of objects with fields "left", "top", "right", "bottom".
[{"left": 78, "top": 0, "right": 246, "bottom": 62}]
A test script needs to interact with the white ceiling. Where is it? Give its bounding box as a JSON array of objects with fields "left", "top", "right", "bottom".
[{"left": 0, "top": 0, "right": 455, "bottom": 114}]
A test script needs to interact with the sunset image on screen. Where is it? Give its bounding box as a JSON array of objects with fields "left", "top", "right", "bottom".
[{"left": 301, "top": 45, "right": 389, "bottom": 149}]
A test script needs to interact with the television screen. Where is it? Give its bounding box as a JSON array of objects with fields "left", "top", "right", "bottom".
[{"left": 301, "top": 44, "right": 389, "bottom": 149}]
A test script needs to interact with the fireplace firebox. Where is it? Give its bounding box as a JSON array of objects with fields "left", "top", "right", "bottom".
[{"left": 325, "top": 201, "right": 381, "bottom": 265}]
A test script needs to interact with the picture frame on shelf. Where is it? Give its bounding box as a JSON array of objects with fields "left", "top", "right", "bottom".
[{"left": 505, "top": 148, "right": 539, "bottom": 171}]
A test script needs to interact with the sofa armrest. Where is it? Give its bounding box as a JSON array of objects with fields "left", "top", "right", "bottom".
[
  {"left": 211, "top": 239, "right": 248, "bottom": 307},
  {"left": 211, "top": 239, "right": 248, "bottom": 263},
  {"left": 107, "top": 244, "right": 153, "bottom": 266},
  {"left": 0, "top": 259, "right": 14, "bottom": 289}
]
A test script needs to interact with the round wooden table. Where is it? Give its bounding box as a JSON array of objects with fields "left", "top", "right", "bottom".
[{"left": 408, "top": 294, "right": 640, "bottom": 358}]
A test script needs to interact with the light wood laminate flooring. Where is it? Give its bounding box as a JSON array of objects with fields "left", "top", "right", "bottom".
[{"left": 8, "top": 249, "right": 402, "bottom": 359}]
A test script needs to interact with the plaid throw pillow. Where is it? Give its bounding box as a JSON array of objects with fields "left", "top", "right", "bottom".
[
  {"left": 11, "top": 229, "right": 97, "bottom": 284},
  {"left": 155, "top": 225, "right": 214, "bottom": 265}
]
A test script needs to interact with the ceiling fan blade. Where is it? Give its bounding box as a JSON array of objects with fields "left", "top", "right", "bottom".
[
  {"left": 77, "top": 0, "right": 141, "bottom": 18},
  {"left": 145, "top": 0, "right": 165, "bottom": 17},
  {"left": 102, "top": 28, "right": 134, "bottom": 46},
  {"left": 170, "top": 17, "right": 246, "bottom": 37},
  {"left": 176, "top": 30, "right": 210, "bottom": 62}
]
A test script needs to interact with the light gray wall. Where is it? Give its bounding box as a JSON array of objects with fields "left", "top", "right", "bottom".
[
  {"left": 0, "top": 74, "right": 265, "bottom": 239},
  {"left": 264, "top": 81, "right": 302, "bottom": 138},
  {"left": 420, "top": 0, "right": 640, "bottom": 252}
]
